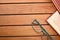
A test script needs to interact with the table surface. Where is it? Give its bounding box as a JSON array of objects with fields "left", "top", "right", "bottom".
[{"left": 0, "top": 0, "right": 60, "bottom": 40}]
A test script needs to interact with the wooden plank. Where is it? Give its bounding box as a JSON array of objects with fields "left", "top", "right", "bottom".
[
  {"left": 0, "top": 36, "right": 59, "bottom": 40},
  {"left": 52, "top": 36, "right": 60, "bottom": 40},
  {"left": 0, "top": 0, "right": 52, "bottom": 3},
  {"left": 0, "top": 25, "right": 57, "bottom": 36},
  {"left": 0, "top": 3, "right": 56, "bottom": 14},
  {"left": 0, "top": 14, "right": 51, "bottom": 25}
]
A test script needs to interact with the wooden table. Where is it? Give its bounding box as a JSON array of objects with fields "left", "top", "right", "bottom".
[{"left": 0, "top": 0, "right": 59, "bottom": 40}]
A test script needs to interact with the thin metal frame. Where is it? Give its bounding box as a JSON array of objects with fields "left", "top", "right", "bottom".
[{"left": 32, "top": 19, "right": 53, "bottom": 40}]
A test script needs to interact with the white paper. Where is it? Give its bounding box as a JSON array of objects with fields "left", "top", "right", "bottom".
[{"left": 47, "top": 11, "right": 60, "bottom": 35}]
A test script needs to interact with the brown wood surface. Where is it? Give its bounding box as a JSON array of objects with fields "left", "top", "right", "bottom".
[
  {"left": 0, "top": 3, "right": 56, "bottom": 14},
  {"left": 0, "top": 14, "right": 51, "bottom": 25},
  {"left": 0, "top": 36, "right": 59, "bottom": 40},
  {"left": 0, "top": 25, "right": 57, "bottom": 36},
  {"left": 0, "top": 0, "right": 59, "bottom": 40},
  {"left": 0, "top": 0, "right": 52, "bottom": 3}
]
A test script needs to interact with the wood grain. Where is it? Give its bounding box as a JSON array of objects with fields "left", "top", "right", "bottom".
[
  {"left": 0, "top": 3, "right": 56, "bottom": 14},
  {"left": 0, "top": 36, "right": 59, "bottom": 40},
  {"left": 0, "top": 25, "right": 57, "bottom": 36},
  {"left": 0, "top": 0, "right": 52, "bottom": 3},
  {"left": 0, "top": 0, "right": 59, "bottom": 40},
  {"left": 0, "top": 14, "right": 51, "bottom": 25}
]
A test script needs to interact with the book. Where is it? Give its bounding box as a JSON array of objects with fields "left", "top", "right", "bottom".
[
  {"left": 52, "top": 0, "right": 60, "bottom": 12},
  {"left": 47, "top": 11, "right": 60, "bottom": 35}
]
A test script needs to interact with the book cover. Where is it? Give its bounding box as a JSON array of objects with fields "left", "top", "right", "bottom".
[{"left": 52, "top": 0, "right": 60, "bottom": 12}]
